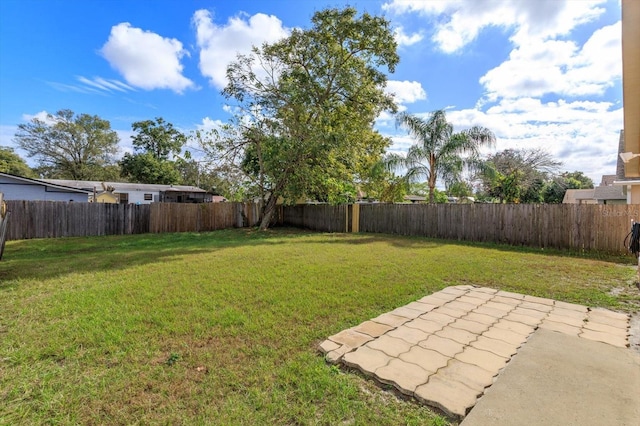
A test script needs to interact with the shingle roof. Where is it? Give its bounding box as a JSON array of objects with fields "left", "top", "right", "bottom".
[
  {"left": 593, "top": 185, "right": 626, "bottom": 201},
  {"left": 42, "top": 179, "right": 207, "bottom": 193}
]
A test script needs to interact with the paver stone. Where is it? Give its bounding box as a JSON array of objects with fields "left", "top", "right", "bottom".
[
  {"left": 419, "top": 335, "right": 465, "bottom": 357},
  {"left": 545, "top": 313, "right": 586, "bottom": 328},
  {"left": 436, "top": 326, "right": 478, "bottom": 345},
  {"left": 582, "top": 321, "right": 629, "bottom": 336},
  {"left": 366, "top": 334, "right": 413, "bottom": 357},
  {"left": 405, "top": 318, "right": 445, "bottom": 334},
  {"left": 519, "top": 301, "right": 554, "bottom": 313},
  {"left": 492, "top": 319, "right": 536, "bottom": 336},
  {"left": 387, "top": 326, "right": 430, "bottom": 345},
  {"left": 482, "top": 326, "right": 528, "bottom": 346},
  {"left": 471, "top": 335, "right": 519, "bottom": 358},
  {"left": 538, "top": 320, "right": 581, "bottom": 336},
  {"left": 553, "top": 300, "right": 588, "bottom": 312},
  {"left": 329, "top": 329, "right": 373, "bottom": 349},
  {"left": 343, "top": 346, "right": 391, "bottom": 373},
  {"left": 375, "top": 358, "right": 431, "bottom": 395},
  {"left": 404, "top": 301, "right": 438, "bottom": 314},
  {"left": 434, "top": 306, "right": 468, "bottom": 319},
  {"left": 420, "top": 311, "right": 457, "bottom": 326},
  {"left": 319, "top": 339, "right": 340, "bottom": 354},
  {"left": 579, "top": 329, "right": 629, "bottom": 348},
  {"left": 465, "top": 312, "right": 499, "bottom": 325},
  {"left": 503, "top": 312, "right": 543, "bottom": 327},
  {"left": 450, "top": 318, "right": 491, "bottom": 334},
  {"left": 390, "top": 306, "right": 425, "bottom": 320},
  {"left": 415, "top": 375, "right": 479, "bottom": 420},
  {"left": 438, "top": 359, "right": 497, "bottom": 392},
  {"left": 371, "top": 313, "right": 410, "bottom": 328},
  {"left": 399, "top": 345, "right": 450, "bottom": 374},
  {"left": 455, "top": 346, "right": 509, "bottom": 372},
  {"left": 353, "top": 320, "right": 394, "bottom": 338}
]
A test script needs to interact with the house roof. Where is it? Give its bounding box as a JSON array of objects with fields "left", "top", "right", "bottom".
[
  {"left": 404, "top": 195, "right": 426, "bottom": 202},
  {"left": 593, "top": 185, "right": 626, "bottom": 201},
  {"left": 0, "top": 172, "right": 92, "bottom": 194},
  {"left": 600, "top": 175, "right": 617, "bottom": 186},
  {"left": 42, "top": 179, "right": 208, "bottom": 193}
]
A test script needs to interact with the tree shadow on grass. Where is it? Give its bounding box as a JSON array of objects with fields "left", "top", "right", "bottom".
[
  {"left": 0, "top": 227, "right": 632, "bottom": 291},
  {"left": 0, "top": 228, "right": 309, "bottom": 287}
]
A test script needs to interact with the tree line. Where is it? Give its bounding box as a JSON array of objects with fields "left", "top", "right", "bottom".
[{"left": 2, "top": 7, "right": 595, "bottom": 229}]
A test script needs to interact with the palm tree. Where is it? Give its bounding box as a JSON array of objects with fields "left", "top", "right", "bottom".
[{"left": 388, "top": 110, "right": 495, "bottom": 203}]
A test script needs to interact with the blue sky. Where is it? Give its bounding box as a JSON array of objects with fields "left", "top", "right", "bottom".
[{"left": 0, "top": 0, "right": 623, "bottom": 183}]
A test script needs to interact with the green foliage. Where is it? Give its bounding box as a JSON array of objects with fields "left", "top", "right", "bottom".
[
  {"left": 480, "top": 148, "right": 561, "bottom": 203},
  {"left": 542, "top": 171, "right": 595, "bottom": 203},
  {"left": 13, "top": 109, "right": 119, "bottom": 180},
  {"left": 120, "top": 152, "right": 181, "bottom": 185},
  {"left": 120, "top": 117, "right": 187, "bottom": 184},
  {"left": 389, "top": 110, "right": 495, "bottom": 204},
  {"left": 446, "top": 180, "right": 473, "bottom": 198},
  {"left": 216, "top": 7, "right": 399, "bottom": 228},
  {"left": 0, "top": 146, "right": 35, "bottom": 177}
]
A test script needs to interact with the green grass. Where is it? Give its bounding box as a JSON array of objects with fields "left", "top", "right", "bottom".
[{"left": 0, "top": 228, "right": 637, "bottom": 425}]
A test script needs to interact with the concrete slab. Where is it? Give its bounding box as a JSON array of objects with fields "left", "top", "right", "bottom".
[{"left": 462, "top": 329, "right": 640, "bottom": 426}]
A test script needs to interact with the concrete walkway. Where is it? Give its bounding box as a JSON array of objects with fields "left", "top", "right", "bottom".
[{"left": 319, "top": 286, "right": 634, "bottom": 422}]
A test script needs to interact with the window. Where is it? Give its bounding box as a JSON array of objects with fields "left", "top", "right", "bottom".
[{"left": 144, "top": 193, "right": 153, "bottom": 201}]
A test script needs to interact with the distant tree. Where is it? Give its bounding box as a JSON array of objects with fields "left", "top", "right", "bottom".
[
  {"left": 542, "top": 171, "right": 594, "bottom": 203},
  {"left": 447, "top": 180, "right": 473, "bottom": 198},
  {"left": 480, "top": 148, "right": 561, "bottom": 203},
  {"left": 0, "top": 146, "right": 35, "bottom": 178},
  {"left": 387, "top": 110, "right": 495, "bottom": 203},
  {"left": 14, "top": 109, "right": 119, "bottom": 180},
  {"left": 213, "top": 7, "right": 399, "bottom": 229},
  {"left": 120, "top": 118, "right": 186, "bottom": 184}
]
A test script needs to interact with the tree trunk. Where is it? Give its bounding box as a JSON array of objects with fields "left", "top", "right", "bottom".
[{"left": 259, "top": 194, "right": 278, "bottom": 230}]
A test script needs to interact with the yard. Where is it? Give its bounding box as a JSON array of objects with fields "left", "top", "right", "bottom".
[{"left": 1, "top": 228, "right": 638, "bottom": 425}]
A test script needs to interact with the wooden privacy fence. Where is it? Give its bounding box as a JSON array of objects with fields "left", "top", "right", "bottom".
[
  {"left": 5, "top": 201, "right": 261, "bottom": 241},
  {"left": 282, "top": 203, "right": 640, "bottom": 254},
  {"left": 5, "top": 201, "right": 151, "bottom": 240},
  {"left": 6, "top": 200, "right": 639, "bottom": 254}
]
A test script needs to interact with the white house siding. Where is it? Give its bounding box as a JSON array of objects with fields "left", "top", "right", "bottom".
[
  {"left": 125, "top": 190, "right": 159, "bottom": 205},
  {"left": 0, "top": 175, "right": 89, "bottom": 202}
]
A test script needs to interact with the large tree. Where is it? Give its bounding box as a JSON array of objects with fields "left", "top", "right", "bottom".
[
  {"left": 213, "top": 7, "right": 399, "bottom": 229},
  {"left": 388, "top": 110, "right": 495, "bottom": 203},
  {"left": 480, "top": 148, "right": 561, "bottom": 203},
  {"left": 120, "top": 117, "right": 186, "bottom": 184},
  {"left": 13, "top": 109, "right": 119, "bottom": 180},
  {"left": 0, "top": 146, "right": 35, "bottom": 178}
]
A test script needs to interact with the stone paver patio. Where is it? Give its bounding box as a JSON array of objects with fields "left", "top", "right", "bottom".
[{"left": 318, "top": 286, "right": 631, "bottom": 420}]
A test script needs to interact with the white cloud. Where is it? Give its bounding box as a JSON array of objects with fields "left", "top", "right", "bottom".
[
  {"left": 443, "top": 99, "right": 622, "bottom": 181},
  {"left": 383, "top": 0, "right": 606, "bottom": 53},
  {"left": 479, "top": 22, "right": 621, "bottom": 101},
  {"left": 22, "top": 111, "right": 56, "bottom": 124},
  {"left": 394, "top": 26, "right": 423, "bottom": 47},
  {"left": 197, "top": 117, "right": 225, "bottom": 131},
  {"left": 385, "top": 80, "right": 427, "bottom": 106},
  {"left": 193, "top": 9, "right": 289, "bottom": 89},
  {"left": 100, "top": 23, "right": 194, "bottom": 93}
]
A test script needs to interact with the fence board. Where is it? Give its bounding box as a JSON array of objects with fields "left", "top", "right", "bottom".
[{"left": 283, "top": 203, "right": 637, "bottom": 255}]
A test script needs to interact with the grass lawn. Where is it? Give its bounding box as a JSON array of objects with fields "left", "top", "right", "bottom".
[{"left": 1, "top": 228, "right": 638, "bottom": 425}]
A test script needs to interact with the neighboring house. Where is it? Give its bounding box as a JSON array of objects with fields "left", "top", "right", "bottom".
[
  {"left": 43, "top": 179, "right": 212, "bottom": 204},
  {"left": 404, "top": 195, "right": 426, "bottom": 203},
  {"left": 563, "top": 174, "right": 626, "bottom": 204},
  {"left": 615, "top": 0, "right": 640, "bottom": 202},
  {"left": 0, "top": 172, "right": 91, "bottom": 202},
  {"left": 563, "top": 189, "right": 597, "bottom": 204}
]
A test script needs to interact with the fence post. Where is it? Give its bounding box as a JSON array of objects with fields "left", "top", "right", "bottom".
[{"left": 352, "top": 203, "right": 360, "bottom": 233}]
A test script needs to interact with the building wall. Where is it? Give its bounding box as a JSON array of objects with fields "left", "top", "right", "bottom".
[
  {"left": 117, "top": 190, "right": 159, "bottom": 205},
  {"left": 622, "top": 0, "right": 640, "bottom": 176},
  {"left": 629, "top": 185, "right": 640, "bottom": 204},
  {"left": 0, "top": 176, "right": 89, "bottom": 202}
]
